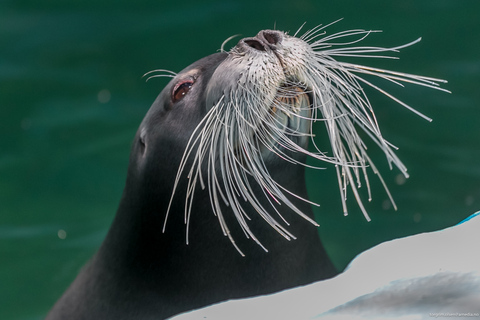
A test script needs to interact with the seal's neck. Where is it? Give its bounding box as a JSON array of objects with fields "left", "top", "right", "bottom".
[{"left": 92, "top": 156, "right": 337, "bottom": 318}]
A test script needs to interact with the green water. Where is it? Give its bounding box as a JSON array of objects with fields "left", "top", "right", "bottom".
[{"left": 1, "top": 1, "right": 479, "bottom": 319}]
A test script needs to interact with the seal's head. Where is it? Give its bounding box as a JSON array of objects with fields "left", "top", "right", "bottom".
[{"left": 140, "top": 25, "right": 448, "bottom": 253}]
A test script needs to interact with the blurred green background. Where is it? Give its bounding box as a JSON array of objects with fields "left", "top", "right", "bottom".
[{"left": 1, "top": 0, "right": 479, "bottom": 319}]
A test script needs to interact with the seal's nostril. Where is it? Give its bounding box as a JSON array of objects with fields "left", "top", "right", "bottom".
[
  {"left": 244, "top": 39, "right": 266, "bottom": 51},
  {"left": 263, "top": 31, "right": 281, "bottom": 45}
]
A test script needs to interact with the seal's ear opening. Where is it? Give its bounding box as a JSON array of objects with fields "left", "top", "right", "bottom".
[{"left": 138, "top": 127, "right": 147, "bottom": 157}]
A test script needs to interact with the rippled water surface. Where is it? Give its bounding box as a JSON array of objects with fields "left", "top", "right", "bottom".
[{"left": 1, "top": 1, "right": 479, "bottom": 318}]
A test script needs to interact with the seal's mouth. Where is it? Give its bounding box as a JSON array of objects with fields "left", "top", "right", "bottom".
[
  {"left": 271, "top": 84, "right": 310, "bottom": 130},
  {"left": 259, "top": 83, "right": 311, "bottom": 155}
]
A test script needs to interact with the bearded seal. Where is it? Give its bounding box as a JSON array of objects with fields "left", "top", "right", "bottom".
[{"left": 46, "top": 23, "right": 447, "bottom": 319}]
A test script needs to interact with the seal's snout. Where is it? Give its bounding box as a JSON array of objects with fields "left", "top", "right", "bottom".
[{"left": 239, "top": 30, "right": 284, "bottom": 52}]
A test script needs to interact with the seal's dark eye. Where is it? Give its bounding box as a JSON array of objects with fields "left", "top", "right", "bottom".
[{"left": 172, "top": 80, "right": 193, "bottom": 103}]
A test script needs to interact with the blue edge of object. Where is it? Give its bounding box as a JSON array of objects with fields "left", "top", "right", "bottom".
[{"left": 457, "top": 211, "right": 480, "bottom": 225}]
